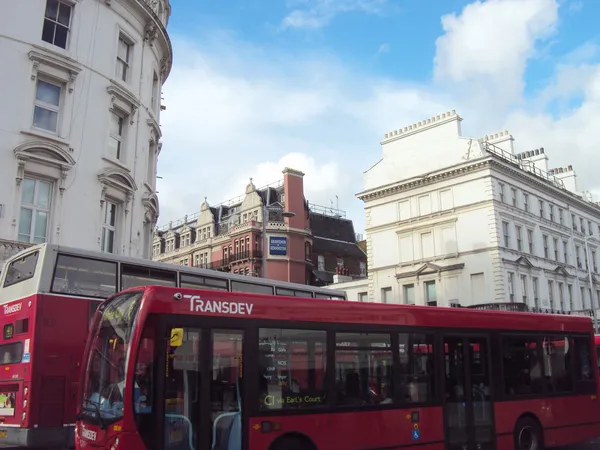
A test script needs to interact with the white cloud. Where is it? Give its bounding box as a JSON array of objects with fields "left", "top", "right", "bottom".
[
  {"left": 434, "top": 0, "right": 559, "bottom": 110},
  {"left": 375, "top": 43, "right": 390, "bottom": 56},
  {"left": 281, "top": 0, "right": 388, "bottom": 30},
  {"left": 157, "top": 0, "right": 600, "bottom": 234}
]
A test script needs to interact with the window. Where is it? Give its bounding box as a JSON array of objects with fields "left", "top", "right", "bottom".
[
  {"left": 520, "top": 274, "right": 527, "bottom": 303},
  {"left": 336, "top": 258, "right": 344, "bottom": 268},
  {"left": 259, "top": 329, "right": 327, "bottom": 410},
  {"left": 532, "top": 277, "right": 539, "bottom": 308},
  {"left": 51, "top": 254, "right": 117, "bottom": 298},
  {"left": 543, "top": 336, "right": 572, "bottom": 393},
  {"left": 3, "top": 251, "right": 39, "bottom": 288},
  {"left": 568, "top": 284, "right": 574, "bottom": 310},
  {"left": 499, "top": 183, "right": 505, "bottom": 202},
  {"left": 572, "top": 214, "right": 577, "bottom": 231},
  {"left": 558, "top": 282, "right": 564, "bottom": 311},
  {"left": 563, "top": 240, "right": 568, "bottom": 264},
  {"left": 403, "top": 284, "right": 415, "bottom": 304},
  {"left": 591, "top": 221, "right": 595, "bottom": 236},
  {"left": 121, "top": 265, "right": 176, "bottom": 290},
  {"left": 527, "top": 229, "right": 534, "bottom": 254},
  {"left": 381, "top": 287, "right": 392, "bottom": 304},
  {"left": 507, "top": 272, "right": 514, "bottom": 302},
  {"left": 511, "top": 188, "right": 517, "bottom": 206},
  {"left": 539, "top": 200, "right": 544, "bottom": 218},
  {"left": 18, "top": 178, "right": 53, "bottom": 244},
  {"left": 581, "top": 286, "right": 587, "bottom": 309},
  {"left": 180, "top": 274, "right": 227, "bottom": 292},
  {"left": 502, "top": 336, "right": 542, "bottom": 396},
  {"left": 516, "top": 226, "right": 522, "bottom": 251},
  {"left": 576, "top": 245, "right": 582, "bottom": 268},
  {"left": 151, "top": 72, "right": 159, "bottom": 110},
  {"left": 502, "top": 222, "right": 510, "bottom": 247},
  {"left": 359, "top": 261, "right": 366, "bottom": 276},
  {"left": 41, "top": 0, "right": 72, "bottom": 49},
  {"left": 0, "top": 342, "right": 23, "bottom": 365},
  {"left": 357, "top": 292, "right": 368, "bottom": 302},
  {"left": 418, "top": 195, "right": 431, "bottom": 215},
  {"left": 549, "top": 204, "right": 554, "bottom": 222},
  {"left": 231, "top": 281, "right": 273, "bottom": 295},
  {"left": 398, "top": 333, "right": 435, "bottom": 403},
  {"left": 116, "top": 35, "right": 131, "bottom": 82},
  {"left": 424, "top": 280, "right": 436, "bottom": 305},
  {"left": 543, "top": 235, "right": 549, "bottom": 259},
  {"left": 548, "top": 280, "right": 554, "bottom": 309},
  {"left": 580, "top": 218, "right": 585, "bottom": 234},
  {"left": 335, "top": 332, "right": 392, "bottom": 406},
  {"left": 574, "top": 337, "right": 595, "bottom": 392},
  {"left": 108, "top": 112, "right": 125, "bottom": 160},
  {"left": 523, "top": 193, "right": 529, "bottom": 212},
  {"left": 33, "top": 79, "right": 61, "bottom": 133},
  {"left": 276, "top": 288, "right": 312, "bottom": 298},
  {"left": 101, "top": 201, "right": 117, "bottom": 253},
  {"left": 553, "top": 238, "right": 559, "bottom": 261},
  {"left": 317, "top": 255, "right": 325, "bottom": 271},
  {"left": 420, "top": 232, "right": 434, "bottom": 258},
  {"left": 592, "top": 250, "right": 597, "bottom": 273},
  {"left": 559, "top": 208, "right": 564, "bottom": 225}
]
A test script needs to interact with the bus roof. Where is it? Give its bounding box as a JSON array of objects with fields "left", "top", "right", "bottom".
[{"left": 130, "top": 285, "right": 593, "bottom": 332}]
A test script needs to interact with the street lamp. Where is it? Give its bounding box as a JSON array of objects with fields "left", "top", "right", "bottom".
[{"left": 262, "top": 205, "right": 295, "bottom": 278}]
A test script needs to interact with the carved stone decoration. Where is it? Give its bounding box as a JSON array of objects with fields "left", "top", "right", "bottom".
[
  {"left": 130, "top": 104, "right": 137, "bottom": 125},
  {"left": 30, "top": 61, "right": 40, "bottom": 80},
  {"left": 15, "top": 158, "right": 26, "bottom": 186},
  {"left": 59, "top": 166, "right": 69, "bottom": 195},
  {"left": 144, "top": 22, "right": 159, "bottom": 46},
  {"left": 100, "top": 186, "right": 107, "bottom": 207},
  {"left": 125, "top": 193, "right": 132, "bottom": 215},
  {"left": 159, "top": 56, "right": 168, "bottom": 80}
]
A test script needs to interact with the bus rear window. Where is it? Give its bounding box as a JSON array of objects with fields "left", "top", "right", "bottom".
[
  {"left": 0, "top": 342, "right": 23, "bottom": 364},
  {"left": 52, "top": 254, "right": 117, "bottom": 298},
  {"left": 3, "top": 251, "right": 38, "bottom": 288}
]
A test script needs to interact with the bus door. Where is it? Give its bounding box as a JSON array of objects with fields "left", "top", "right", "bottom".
[
  {"left": 442, "top": 335, "right": 494, "bottom": 450},
  {"left": 161, "top": 324, "right": 245, "bottom": 450}
]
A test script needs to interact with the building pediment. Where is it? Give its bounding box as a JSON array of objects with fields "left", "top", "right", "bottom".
[
  {"left": 553, "top": 265, "right": 570, "bottom": 276},
  {"left": 503, "top": 256, "right": 535, "bottom": 268},
  {"left": 14, "top": 140, "right": 76, "bottom": 169},
  {"left": 396, "top": 262, "right": 465, "bottom": 279},
  {"left": 98, "top": 167, "right": 137, "bottom": 194}
]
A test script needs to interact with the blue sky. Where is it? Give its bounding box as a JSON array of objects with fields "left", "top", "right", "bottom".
[{"left": 157, "top": 0, "right": 600, "bottom": 233}]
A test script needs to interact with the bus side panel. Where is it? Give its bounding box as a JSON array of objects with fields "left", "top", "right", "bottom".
[
  {"left": 248, "top": 407, "right": 444, "bottom": 450},
  {"left": 34, "top": 294, "right": 91, "bottom": 428},
  {"left": 494, "top": 396, "right": 600, "bottom": 446}
]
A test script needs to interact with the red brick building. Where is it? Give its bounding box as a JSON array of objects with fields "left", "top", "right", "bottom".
[{"left": 152, "top": 168, "right": 367, "bottom": 286}]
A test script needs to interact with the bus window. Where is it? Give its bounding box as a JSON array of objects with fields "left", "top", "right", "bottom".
[
  {"left": 230, "top": 281, "right": 273, "bottom": 295},
  {"left": 0, "top": 342, "right": 23, "bottom": 364},
  {"left": 121, "top": 265, "right": 176, "bottom": 290},
  {"left": 258, "top": 328, "right": 327, "bottom": 411},
  {"left": 315, "top": 293, "right": 346, "bottom": 300},
  {"left": 51, "top": 254, "right": 117, "bottom": 298},
  {"left": 276, "top": 288, "right": 312, "bottom": 298},
  {"left": 398, "top": 333, "right": 435, "bottom": 404},
  {"left": 334, "top": 332, "right": 393, "bottom": 407},
  {"left": 179, "top": 273, "right": 228, "bottom": 291},
  {"left": 3, "top": 251, "right": 38, "bottom": 288},
  {"left": 15, "top": 319, "right": 29, "bottom": 334}
]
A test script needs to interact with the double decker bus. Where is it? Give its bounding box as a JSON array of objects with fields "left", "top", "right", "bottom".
[
  {"left": 76, "top": 285, "right": 600, "bottom": 450},
  {"left": 0, "top": 244, "right": 344, "bottom": 448}
]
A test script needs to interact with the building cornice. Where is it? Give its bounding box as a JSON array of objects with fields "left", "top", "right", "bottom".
[{"left": 357, "top": 159, "right": 491, "bottom": 202}]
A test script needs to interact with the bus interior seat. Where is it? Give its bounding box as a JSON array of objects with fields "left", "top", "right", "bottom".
[{"left": 212, "top": 411, "right": 241, "bottom": 450}]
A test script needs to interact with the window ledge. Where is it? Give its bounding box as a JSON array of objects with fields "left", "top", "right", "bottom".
[
  {"left": 107, "top": 82, "right": 140, "bottom": 122},
  {"left": 21, "top": 129, "right": 71, "bottom": 147},
  {"left": 29, "top": 46, "right": 81, "bottom": 91},
  {"left": 101, "top": 156, "right": 131, "bottom": 172}
]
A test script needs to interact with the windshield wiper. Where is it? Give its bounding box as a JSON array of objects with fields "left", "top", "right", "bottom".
[{"left": 81, "top": 399, "right": 106, "bottom": 430}]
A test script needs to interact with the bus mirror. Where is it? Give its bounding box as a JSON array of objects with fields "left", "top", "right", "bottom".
[{"left": 170, "top": 328, "right": 184, "bottom": 347}]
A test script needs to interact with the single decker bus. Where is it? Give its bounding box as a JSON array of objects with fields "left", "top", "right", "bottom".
[
  {"left": 76, "top": 285, "right": 600, "bottom": 450},
  {"left": 0, "top": 244, "right": 344, "bottom": 448}
]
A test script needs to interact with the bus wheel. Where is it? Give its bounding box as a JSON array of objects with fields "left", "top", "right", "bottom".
[
  {"left": 270, "top": 435, "right": 316, "bottom": 450},
  {"left": 514, "top": 416, "right": 544, "bottom": 450}
]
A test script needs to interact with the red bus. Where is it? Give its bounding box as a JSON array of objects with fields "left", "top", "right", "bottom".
[
  {"left": 0, "top": 244, "right": 344, "bottom": 448},
  {"left": 76, "top": 285, "right": 600, "bottom": 450}
]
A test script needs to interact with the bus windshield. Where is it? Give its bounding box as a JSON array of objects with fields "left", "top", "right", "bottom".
[{"left": 80, "top": 291, "right": 143, "bottom": 425}]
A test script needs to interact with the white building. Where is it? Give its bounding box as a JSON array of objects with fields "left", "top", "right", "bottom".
[
  {"left": 333, "top": 110, "right": 600, "bottom": 318},
  {"left": 0, "top": 0, "right": 172, "bottom": 264}
]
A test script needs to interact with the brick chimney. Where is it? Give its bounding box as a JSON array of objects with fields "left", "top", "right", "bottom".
[{"left": 282, "top": 168, "right": 306, "bottom": 229}]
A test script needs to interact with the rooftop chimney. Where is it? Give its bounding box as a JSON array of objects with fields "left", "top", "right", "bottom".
[{"left": 552, "top": 165, "right": 578, "bottom": 194}]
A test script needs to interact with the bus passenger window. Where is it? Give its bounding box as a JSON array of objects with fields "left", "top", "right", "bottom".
[
  {"left": 542, "top": 335, "right": 572, "bottom": 393},
  {"left": 0, "top": 342, "right": 23, "bottom": 364},
  {"left": 501, "top": 337, "right": 543, "bottom": 396},
  {"left": 398, "top": 333, "right": 435, "bottom": 403},
  {"left": 3, "top": 251, "right": 38, "bottom": 288},
  {"left": 258, "top": 329, "right": 327, "bottom": 410},
  {"left": 334, "top": 333, "right": 393, "bottom": 407}
]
